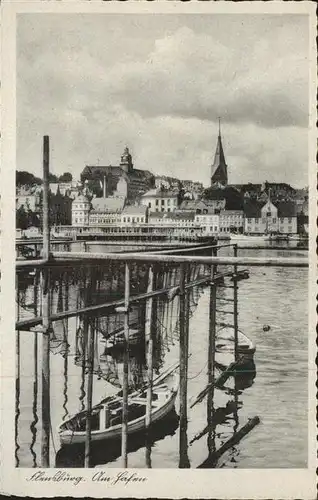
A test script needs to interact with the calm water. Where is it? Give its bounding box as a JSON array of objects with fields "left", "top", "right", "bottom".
[{"left": 15, "top": 246, "right": 308, "bottom": 468}]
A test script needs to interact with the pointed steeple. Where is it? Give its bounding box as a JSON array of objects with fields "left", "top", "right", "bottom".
[{"left": 211, "top": 118, "right": 228, "bottom": 187}]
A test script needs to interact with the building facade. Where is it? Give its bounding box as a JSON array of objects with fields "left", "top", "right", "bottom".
[
  {"left": 140, "top": 189, "right": 178, "bottom": 213},
  {"left": 219, "top": 210, "right": 244, "bottom": 234},
  {"left": 195, "top": 213, "right": 219, "bottom": 235}
]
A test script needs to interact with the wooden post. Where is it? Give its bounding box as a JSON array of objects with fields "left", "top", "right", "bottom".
[
  {"left": 179, "top": 263, "right": 190, "bottom": 468},
  {"left": 41, "top": 135, "right": 51, "bottom": 468},
  {"left": 233, "top": 245, "right": 239, "bottom": 362},
  {"left": 208, "top": 253, "right": 217, "bottom": 386},
  {"left": 145, "top": 265, "right": 154, "bottom": 431},
  {"left": 121, "top": 263, "right": 130, "bottom": 468},
  {"left": 84, "top": 317, "right": 94, "bottom": 468}
]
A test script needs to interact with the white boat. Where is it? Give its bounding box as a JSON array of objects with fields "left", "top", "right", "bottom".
[
  {"left": 230, "top": 234, "right": 269, "bottom": 243},
  {"left": 58, "top": 363, "right": 180, "bottom": 445},
  {"left": 215, "top": 327, "right": 255, "bottom": 368}
]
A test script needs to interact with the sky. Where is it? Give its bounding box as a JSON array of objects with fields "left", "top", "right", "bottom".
[{"left": 17, "top": 13, "right": 309, "bottom": 187}]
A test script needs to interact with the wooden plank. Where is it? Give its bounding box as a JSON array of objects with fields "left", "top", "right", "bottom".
[{"left": 198, "top": 416, "right": 260, "bottom": 468}]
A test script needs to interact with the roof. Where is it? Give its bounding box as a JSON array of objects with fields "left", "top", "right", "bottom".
[
  {"left": 141, "top": 189, "right": 178, "bottom": 199},
  {"left": 243, "top": 199, "right": 263, "bottom": 218},
  {"left": 74, "top": 194, "right": 90, "bottom": 203},
  {"left": 211, "top": 133, "right": 228, "bottom": 184},
  {"left": 276, "top": 201, "right": 297, "bottom": 217},
  {"left": 149, "top": 212, "right": 165, "bottom": 219},
  {"left": 91, "top": 196, "right": 124, "bottom": 213},
  {"left": 122, "top": 205, "right": 147, "bottom": 215},
  {"left": 168, "top": 212, "right": 195, "bottom": 221}
]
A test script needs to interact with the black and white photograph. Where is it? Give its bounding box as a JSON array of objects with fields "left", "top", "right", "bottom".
[{"left": 0, "top": 1, "right": 316, "bottom": 498}]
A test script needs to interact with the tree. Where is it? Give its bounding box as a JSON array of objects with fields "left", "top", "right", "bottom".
[
  {"left": 48, "top": 173, "right": 59, "bottom": 183},
  {"left": 16, "top": 206, "right": 29, "bottom": 230},
  {"left": 59, "top": 172, "right": 73, "bottom": 182},
  {"left": 16, "top": 170, "right": 42, "bottom": 187}
]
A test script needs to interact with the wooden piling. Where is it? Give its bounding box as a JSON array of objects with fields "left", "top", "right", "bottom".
[
  {"left": 84, "top": 317, "right": 94, "bottom": 468},
  {"left": 145, "top": 265, "right": 154, "bottom": 431},
  {"left": 41, "top": 135, "right": 51, "bottom": 468},
  {"left": 121, "top": 263, "right": 130, "bottom": 468},
  {"left": 179, "top": 263, "right": 190, "bottom": 468},
  {"left": 233, "top": 245, "right": 239, "bottom": 362}
]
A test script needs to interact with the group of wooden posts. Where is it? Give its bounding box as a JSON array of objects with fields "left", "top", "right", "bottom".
[{"left": 15, "top": 136, "right": 308, "bottom": 468}]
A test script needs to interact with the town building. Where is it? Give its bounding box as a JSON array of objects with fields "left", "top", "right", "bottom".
[
  {"left": 81, "top": 147, "right": 155, "bottom": 203},
  {"left": 211, "top": 120, "right": 228, "bottom": 187},
  {"left": 89, "top": 197, "right": 125, "bottom": 226},
  {"left": 49, "top": 181, "right": 82, "bottom": 199},
  {"left": 121, "top": 205, "right": 148, "bottom": 225},
  {"left": 219, "top": 210, "right": 244, "bottom": 234},
  {"left": 140, "top": 189, "right": 178, "bottom": 213},
  {"left": 16, "top": 193, "right": 39, "bottom": 212},
  {"left": 195, "top": 213, "right": 219, "bottom": 236},
  {"left": 180, "top": 197, "right": 225, "bottom": 214},
  {"left": 71, "top": 194, "right": 91, "bottom": 227},
  {"left": 244, "top": 199, "right": 297, "bottom": 235}
]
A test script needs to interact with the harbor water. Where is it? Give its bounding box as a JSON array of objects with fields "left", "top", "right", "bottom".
[{"left": 15, "top": 246, "right": 308, "bottom": 468}]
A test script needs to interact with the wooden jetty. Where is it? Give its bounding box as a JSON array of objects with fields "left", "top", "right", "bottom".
[{"left": 14, "top": 136, "right": 309, "bottom": 469}]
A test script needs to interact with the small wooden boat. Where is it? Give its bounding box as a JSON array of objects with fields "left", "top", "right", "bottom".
[
  {"left": 108, "top": 327, "right": 141, "bottom": 346},
  {"left": 58, "top": 363, "right": 180, "bottom": 446},
  {"left": 215, "top": 327, "right": 255, "bottom": 368}
]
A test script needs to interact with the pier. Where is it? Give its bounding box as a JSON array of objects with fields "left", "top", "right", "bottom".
[{"left": 15, "top": 137, "right": 309, "bottom": 469}]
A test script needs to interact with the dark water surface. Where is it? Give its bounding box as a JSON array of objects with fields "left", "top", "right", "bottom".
[{"left": 15, "top": 246, "right": 308, "bottom": 468}]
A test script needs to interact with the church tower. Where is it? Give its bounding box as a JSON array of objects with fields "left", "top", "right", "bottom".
[
  {"left": 120, "top": 147, "right": 133, "bottom": 173},
  {"left": 210, "top": 119, "right": 228, "bottom": 187}
]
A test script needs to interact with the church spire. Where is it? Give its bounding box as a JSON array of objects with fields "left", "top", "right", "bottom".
[{"left": 210, "top": 119, "right": 228, "bottom": 187}]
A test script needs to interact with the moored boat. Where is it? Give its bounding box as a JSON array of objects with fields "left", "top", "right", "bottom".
[
  {"left": 215, "top": 327, "right": 255, "bottom": 369},
  {"left": 58, "top": 363, "right": 180, "bottom": 446}
]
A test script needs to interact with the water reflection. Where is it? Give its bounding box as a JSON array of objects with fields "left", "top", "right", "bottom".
[
  {"left": 15, "top": 252, "right": 308, "bottom": 469},
  {"left": 30, "top": 334, "right": 38, "bottom": 467}
]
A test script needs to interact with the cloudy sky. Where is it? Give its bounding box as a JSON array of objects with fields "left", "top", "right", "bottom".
[{"left": 17, "top": 13, "right": 309, "bottom": 187}]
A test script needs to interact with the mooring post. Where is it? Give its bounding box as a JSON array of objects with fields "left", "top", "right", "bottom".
[
  {"left": 84, "top": 316, "right": 94, "bottom": 468},
  {"left": 208, "top": 251, "right": 217, "bottom": 385},
  {"left": 233, "top": 244, "right": 239, "bottom": 362},
  {"left": 179, "top": 262, "right": 190, "bottom": 468},
  {"left": 145, "top": 265, "right": 154, "bottom": 431},
  {"left": 121, "top": 262, "right": 130, "bottom": 468},
  {"left": 41, "top": 135, "right": 51, "bottom": 468}
]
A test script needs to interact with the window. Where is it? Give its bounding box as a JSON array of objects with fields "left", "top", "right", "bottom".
[
  {"left": 161, "top": 208, "right": 164, "bottom": 212},
  {"left": 272, "top": 218, "right": 276, "bottom": 223},
  {"left": 161, "top": 199, "right": 164, "bottom": 205},
  {"left": 248, "top": 218, "right": 252, "bottom": 223},
  {"left": 280, "top": 218, "right": 284, "bottom": 223},
  {"left": 214, "top": 226, "right": 218, "bottom": 232},
  {"left": 123, "top": 217, "right": 126, "bottom": 222},
  {"left": 255, "top": 218, "right": 259, "bottom": 223},
  {"left": 210, "top": 226, "right": 213, "bottom": 232},
  {"left": 167, "top": 208, "right": 170, "bottom": 212},
  {"left": 288, "top": 217, "right": 292, "bottom": 223},
  {"left": 267, "top": 212, "right": 271, "bottom": 217},
  {"left": 156, "top": 200, "right": 159, "bottom": 206},
  {"left": 148, "top": 203, "right": 151, "bottom": 208}
]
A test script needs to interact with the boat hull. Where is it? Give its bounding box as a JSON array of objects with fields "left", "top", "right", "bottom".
[{"left": 59, "top": 390, "right": 178, "bottom": 445}]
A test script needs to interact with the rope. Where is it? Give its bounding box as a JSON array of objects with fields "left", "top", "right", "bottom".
[{"left": 188, "top": 359, "right": 209, "bottom": 380}]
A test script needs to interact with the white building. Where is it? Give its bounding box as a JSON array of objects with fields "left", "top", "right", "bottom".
[
  {"left": 71, "top": 194, "right": 91, "bottom": 227},
  {"left": 121, "top": 205, "right": 148, "bottom": 225},
  {"left": 244, "top": 200, "right": 297, "bottom": 235},
  {"left": 219, "top": 210, "right": 244, "bottom": 234},
  {"left": 195, "top": 213, "right": 219, "bottom": 236},
  {"left": 140, "top": 189, "right": 178, "bottom": 213},
  {"left": 16, "top": 194, "right": 39, "bottom": 212}
]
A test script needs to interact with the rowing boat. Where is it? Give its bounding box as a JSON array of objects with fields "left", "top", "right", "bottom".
[
  {"left": 215, "top": 327, "right": 255, "bottom": 368},
  {"left": 58, "top": 363, "right": 179, "bottom": 445}
]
